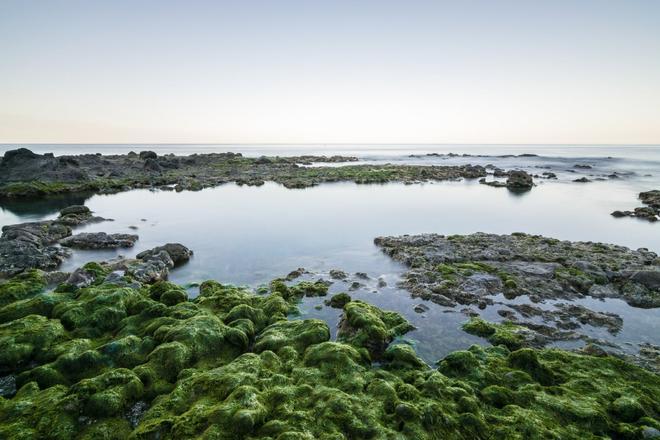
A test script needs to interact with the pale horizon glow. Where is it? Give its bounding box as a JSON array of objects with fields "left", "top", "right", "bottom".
[{"left": 1, "top": 0, "right": 659, "bottom": 144}]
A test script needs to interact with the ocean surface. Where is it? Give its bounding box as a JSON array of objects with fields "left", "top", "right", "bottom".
[{"left": 1, "top": 144, "right": 659, "bottom": 363}]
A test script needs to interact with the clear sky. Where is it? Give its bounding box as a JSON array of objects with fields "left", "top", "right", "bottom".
[{"left": 1, "top": 0, "right": 659, "bottom": 144}]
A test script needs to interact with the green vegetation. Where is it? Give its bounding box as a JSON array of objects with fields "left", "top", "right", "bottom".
[
  {"left": 0, "top": 268, "right": 658, "bottom": 439},
  {"left": 437, "top": 262, "right": 518, "bottom": 290},
  {"left": 462, "top": 317, "right": 527, "bottom": 351}
]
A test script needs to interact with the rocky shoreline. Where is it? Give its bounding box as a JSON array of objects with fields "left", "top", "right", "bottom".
[
  {"left": 1, "top": 249, "right": 659, "bottom": 438},
  {"left": 375, "top": 232, "right": 660, "bottom": 371},
  {"left": 612, "top": 190, "right": 660, "bottom": 222},
  {"left": 0, "top": 148, "right": 491, "bottom": 198}
]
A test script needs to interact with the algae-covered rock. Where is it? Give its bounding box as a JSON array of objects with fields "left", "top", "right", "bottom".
[
  {"left": 338, "top": 300, "right": 415, "bottom": 359},
  {"left": 0, "top": 265, "right": 659, "bottom": 439},
  {"left": 254, "top": 319, "right": 330, "bottom": 353}
]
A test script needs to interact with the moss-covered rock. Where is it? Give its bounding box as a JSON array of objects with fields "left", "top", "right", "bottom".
[
  {"left": 338, "top": 300, "right": 415, "bottom": 360},
  {"left": 0, "top": 268, "right": 658, "bottom": 439}
]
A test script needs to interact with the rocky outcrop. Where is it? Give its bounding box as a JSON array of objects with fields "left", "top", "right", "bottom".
[
  {"left": 0, "top": 148, "right": 490, "bottom": 198},
  {"left": 375, "top": 232, "right": 659, "bottom": 308},
  {"left": 0, "top": 221, "right": 72, "bottom": 276},
  {"left": 60, "top": 232, "right": 138, "bottom": 249},
  {"left": 611, "top": 190, "right": 660, "bottom": 222}
]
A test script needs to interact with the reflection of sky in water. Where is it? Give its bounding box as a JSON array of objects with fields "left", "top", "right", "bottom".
[{"left": 0, "top": 146, "right": 658, "bottom": 363}]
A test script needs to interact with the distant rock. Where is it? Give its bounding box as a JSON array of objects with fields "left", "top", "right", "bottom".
[{"left": 139, "top": 151, "right": 157, "bottom": 160}]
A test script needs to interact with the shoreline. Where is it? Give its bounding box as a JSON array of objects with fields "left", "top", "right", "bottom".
[{"left": 0, "top": 247, "right": 659, "bottom": 438}]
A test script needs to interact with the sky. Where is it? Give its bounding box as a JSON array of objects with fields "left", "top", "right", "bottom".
[{"left": 0, "top": 0, "right": 659, "bottom": 144}]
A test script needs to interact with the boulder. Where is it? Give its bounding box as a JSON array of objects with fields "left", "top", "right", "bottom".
[{"left": 506, "top": 170, "right": 533, "bottom": 191}]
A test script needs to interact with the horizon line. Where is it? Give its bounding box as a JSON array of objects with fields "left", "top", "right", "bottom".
[{"left": 1, "top": 142, "right": 660, "bottom": 147}]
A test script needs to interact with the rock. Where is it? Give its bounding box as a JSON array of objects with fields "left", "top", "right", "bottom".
[
  {"left": 506, "top": 170, "right": 533, "bottom": 191},
  {"left": 573, "top": 177, "right": 591, "bottom": 183},
  {"left": 139, "top": 151, "right": 157, "bottom": 160},
  {"left": 611, "top": 190, "right": 660, "bottom": 222},
  {"left": 325, "top": 292, "right": 352, "bottom": 308},
  {"left": 60, "top": 232, "right": 138, "bottom": 249},
  {"left": 143, "top": 158, "right": 162, "bottom": 172},
  {"left": 413, "top": 304, "right": 429, "bottom": 313},
  {"left": 338, "top": 300, "right": 414, "bottom": 359},
  {"left": 285, "top": 268, "right": 306, "bottom": 281},
  {"left": 0, "top": 221, "right": 72, "bottom": 276},
  {"left": 640, "top": 190, "right": 660, "bottom": 209},
  {"left": 624, "top": 269, "right": 660, "bottom": 291},
  {"left": 329, "top": 269, "right": 348, "bottom": 280},
  {"left": 56, "top": 205, "right": 108, "bottom": 226},
  {"left": 136, "top": 243, "right": 193, "bottom": 266},
  {"left": 59, "top": 205, "right": 90, "bottom": 216},
  {"left": 374, "top": 232, "right": 660, "bottom": 309}
]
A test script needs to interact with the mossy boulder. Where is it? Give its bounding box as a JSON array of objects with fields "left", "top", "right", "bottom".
[{"left": 338, "top": 300, "right": 415, "bottom": 359}]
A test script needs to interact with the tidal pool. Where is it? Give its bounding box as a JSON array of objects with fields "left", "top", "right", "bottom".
[{"left": 0, "top": 146, "right": 658, "bottom": 363}]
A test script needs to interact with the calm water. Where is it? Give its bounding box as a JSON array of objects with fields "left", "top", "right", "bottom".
[{"left": 1, "top": 145, "right": 659, "bottom": 363}]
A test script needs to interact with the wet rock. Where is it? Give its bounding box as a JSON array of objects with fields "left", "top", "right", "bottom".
[
  {"left": 374, "top": 232, "right": 659, "bottom": 308},
  {"left": 413, "top": 304, "right": 430, "bottom": 313},
  {"left": 573, "top": 177, "right": 591, "bottom": 183},
  {"left": 338, "top": 300, "right": 414, "bottom": 359},
  {"left": 0, "top": 221, "right": 72, "bottom": 276},
  {"left": 325, "top": 292, "right": 352, "bottom": 308},
  {"left": 506, "top": 170, "right": 533, "bottom": 191},
  {"left": 329, "top": 269, "right": 348, "bottom": 280},
  {"left": 611, "top": 190, "right": 660, "bottom": 222},
  {"left": 136, "top": 243, "right": 193, "bottom": 266},
  {"left": 60, "top": 232, "right": 138, "bottom": 249},
  {"left": 285, "top": 267, "right": 306, "bottom": 280}
]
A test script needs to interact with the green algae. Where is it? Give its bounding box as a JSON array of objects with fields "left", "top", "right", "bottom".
[
  {"left": 0, "top": 270, "right": 658, "bottom": 439},
  {"left": 462, "top": 317, "right": 527, "bottom": 351}
]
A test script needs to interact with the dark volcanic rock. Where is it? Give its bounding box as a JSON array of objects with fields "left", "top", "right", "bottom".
[
  {"left": 374, "top": 232, "right": 659, "bottom": 308},
  {"left": 506, "top": 170, "right": 533, "bottom": 191},
  {"left": 139, "top": 151, "right": 157, "bottom": 160},
  {"left": 136, "top": 243, "right": 193, "bottom": 266},
  {"left": 56, "top": 205, "right": 108, "bottom": 226},
  {"left": 0, "top": 148, "right": 90, "bottom": 187},
  {"left": 60, "top": 232, "right": 138, "bottom": 249},
  {"left": 0, "top": 221, "right": 72, "bottom": 276},
  {"left": 143, "top": 158, "right": 162, "bottom": 172},
  {"left": 611, "top": 189, "right": 660, "bottom": 222}
]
